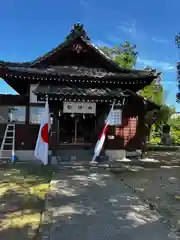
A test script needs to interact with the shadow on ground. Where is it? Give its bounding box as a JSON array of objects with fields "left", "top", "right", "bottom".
[
  {"left": 146, "top": 151, "right": 180, "bottom": 164},
  {"left": 113, "top": 166, "right": 180, "bottom": 233},
  {"left": 40, "top": 167, "right": 177, "bottom": 239},
  {"left": 0, "top": 163, "right": 53, "bottom": 240}
]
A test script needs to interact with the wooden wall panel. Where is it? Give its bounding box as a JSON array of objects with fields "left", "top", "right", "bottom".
[
  {"left": 106, "top": 98, "right": 146, "bottom": 150},
  {"left": 0, "top": 124, "right": 7, "bottom": 146},
  {"left": 115, "top": 117, "right": 137, "bottom": 146},
  {"left": 0, "top": 95, "right": 28, "bottom": 105},
  {"left": 15, "top": 124, "right": 39, "bottom": 150}
]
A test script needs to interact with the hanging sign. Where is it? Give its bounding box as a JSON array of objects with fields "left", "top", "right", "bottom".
[{"left": 63, "top": 101, "right": 96, "bottom": 114}]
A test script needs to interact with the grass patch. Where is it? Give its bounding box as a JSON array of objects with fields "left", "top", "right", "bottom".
[{"left": 0, "top": 163, "right": 53, "bottom": 239}]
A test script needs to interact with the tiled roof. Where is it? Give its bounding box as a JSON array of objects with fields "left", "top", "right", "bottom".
[
  {"left": 1, "top": 65, "right": 158, "bottom": 80},
  {"left": 0, "top": 32, "right": 159, "bottom": 78},
  {"left": 34, "top": 84, "right": 160, "bottom": 110},
  {"left": 0, "top": 25, "right": 160, "bottom": 96},
  {"left": 34, "top": 84, "right": 125, "bottom": 98}
]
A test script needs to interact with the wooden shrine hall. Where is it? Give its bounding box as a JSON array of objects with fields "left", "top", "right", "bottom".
[{"left": 0, "top": 23, "right": 160, "bottom": 161}]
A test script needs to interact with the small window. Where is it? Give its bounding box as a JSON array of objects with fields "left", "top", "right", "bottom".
[
  {"left": 0, "top": 106, "right": 26, "bottom": 123},
  {"left": 107, "top": 109, "right": 122, "bottom": 126},
  {"left": 8, "top": 106, "right": 26, "bottom": 123},
  {"left": 111, "top": 109, "right": 122, "bottom": 125},
  {"left": 29, "top": 106, "right": 44, "bottom": 124}
]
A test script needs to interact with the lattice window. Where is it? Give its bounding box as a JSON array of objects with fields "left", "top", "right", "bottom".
[{"left": 108, "top": 109, "right": 122, "bottom": 126}]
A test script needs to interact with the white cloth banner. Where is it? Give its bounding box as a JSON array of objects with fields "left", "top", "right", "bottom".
[
  {"left": 63, "top": 101, "right": 96, "bottom": 114},
  {"left": 91, "top": 102, "right": 115, "bottom": 163},
  {"left": 34, "top": 100, "right": 50, "bottom": 165}
]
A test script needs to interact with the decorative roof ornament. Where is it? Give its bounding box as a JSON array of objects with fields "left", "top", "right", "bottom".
[{"left": 65, "top": 23, "right": 90, "bottom": 41}]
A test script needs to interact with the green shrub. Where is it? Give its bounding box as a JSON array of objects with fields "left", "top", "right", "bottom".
[
  {"left": 150, "top": 137, "right": 161, "bottom": 144},
  {"left": 171, "top": 129, "right": 180, "bottom": 145}
]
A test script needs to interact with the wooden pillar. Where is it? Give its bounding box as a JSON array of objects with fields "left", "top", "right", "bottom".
[
  {"left": 25, "top": 105, "right": 30, "bottom": 124},
  {"left": 26, "top": 85, "right": 30, "bottom": 124},
  {"left": 140, "top": 102, "right": 148, "bottom": 155},
  {"left": 50, "top": 111, "right": 58, "bottom": 155}
]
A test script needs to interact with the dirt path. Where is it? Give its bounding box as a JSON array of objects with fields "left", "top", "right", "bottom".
[
  {"left": 41, "top": 167, "right": 177, "bottom": 239},
  {"left": 118, "top": 166, "right": 180, "bottom": 233}
]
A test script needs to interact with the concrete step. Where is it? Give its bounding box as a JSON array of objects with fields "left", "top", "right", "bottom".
[
  {"left": 53, "top": 149, "right": 94, "bottom": 163},
  {"left": 109, "top": 158, "right": 162, "bottom": 169}
]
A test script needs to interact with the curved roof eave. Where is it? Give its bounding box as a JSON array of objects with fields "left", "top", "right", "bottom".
[{"left": 0, "top": 33, "right": 160, "bottom": 79}]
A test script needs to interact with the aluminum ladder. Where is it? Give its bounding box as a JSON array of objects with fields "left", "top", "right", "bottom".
[{"left": 0, "top": 123, "right": 16, "bottom": 161}]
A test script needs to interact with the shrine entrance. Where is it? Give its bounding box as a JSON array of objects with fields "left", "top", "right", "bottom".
[
  {"left": 58, "top": 114, "right": 96, "bottom": 144},
  {"left": 57, "top": 101, "right": 96, "bottom": 145}
]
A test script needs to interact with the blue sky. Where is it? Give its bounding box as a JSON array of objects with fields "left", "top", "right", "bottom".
[{"left": 0, "top": 0, "right": 179, "bottom": 109}]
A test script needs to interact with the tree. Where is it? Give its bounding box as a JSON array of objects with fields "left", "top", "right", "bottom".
[
  {"left": 100, "top": 43, "right": 164, "bottom": 108},
  {"left": 140, "top": 79, "right": 163, "bottom": 105},
  {"left": 168, "top": 116, "right": 180, "bottom": 144},
  {"left": 99, "top": 41, "right": 137, "bottom": 69},
  {"left": 175, "top": 33, "right": 180, "bottom": 102},
  {"left": 139, "top": 68, "right": 175, "bottom": 128},
  {"left": 100, "top": 42, "right": 175, "bottom": 141}
]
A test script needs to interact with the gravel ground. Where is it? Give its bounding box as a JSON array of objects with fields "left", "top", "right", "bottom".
[
  {"left": 146, "top": 151, "right": 180, "bottom": 165},
  {"left": 41, "top": 167, "right": 178, "bottom": 240},
  {"left": 117, "top": 166, "right": 180, "bottom": 233}
]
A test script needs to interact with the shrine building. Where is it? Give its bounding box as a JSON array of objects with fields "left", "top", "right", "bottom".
[{"left": 0, "top": 24, "right": 160, "bottom": 162}]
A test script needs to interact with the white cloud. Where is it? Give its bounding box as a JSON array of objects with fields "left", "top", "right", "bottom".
[
  {"left": 116, "top": 20, "right": 171, "bottom": 47},
  {"left": 116, "top": 19, "right": 137, "bottom": 37},
  {"left": 93, "top": 39, "right": 111, "bottom": 47},
  {"left": 116, "top": 19, "right": 148, "bottom": 41},
  {"left": 152, "top": 37, "right": 169, "bottom": 44},
  {"left": 137, "top": 57, "right": 175, "bottom": 72}
]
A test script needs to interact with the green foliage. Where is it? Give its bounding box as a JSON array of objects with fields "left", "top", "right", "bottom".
[
  {"left": 140, "top": 81, "right": 163, "bottom": 105},
  {"left": 150, "top": 125, "right": 160, "bottom": 142},
  {"left": 114, "top": 42, "right": 137, "bottom": 69},
  {"left": 150, "top": 137, "right": 161, "bottom": 144},
  {"left": 140, "top": 71, "right": 175, "bottom": 129},
  {"left": 150, "top": 116, "right": 180, "bottom": 145},
  {"left": 100, "top": 40, "right": 179, "bottom": 144},
  {"left": 168, "top": 116, "right": 180, "bottom": 144},
  {"left": 175, "top": 33, "right": 180, "bottom": 102},
  {"left": 156, "top": 105, "right": 175, "bottom": 125},
  {"left": 99, "top": 41, "right": 137, "bottom": 69},
  {"left": 99, "top": 46, "right": 114, "bottom": 58},
  {"left": 168, "top": 116, "right": 180, "bottom": 129},
  {"left": 149, "top": 106, "right": 175, "bottom": 144}
]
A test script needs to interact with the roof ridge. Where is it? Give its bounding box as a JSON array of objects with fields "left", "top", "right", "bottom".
[
  {"left": 0, "top": 32, "right": 84, "bottom": 67},
  {"left": 0, "top": 23, "right": 160, "bottom": 78},
  {"left": 30, "top": 32, "right": 84, "bottom": 66}
]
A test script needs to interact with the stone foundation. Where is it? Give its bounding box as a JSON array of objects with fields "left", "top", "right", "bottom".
[
  {"left": 105, "top": 149, "right": 142, "bottom": 161},
  {"left": 1, "top": 149, "right": 142, "bottom": 162},
  {"left": 0, "top": 150, "right": 52, "bottom": 162},
  {"left": 105, "top": 150, "right": 126, "bottom": 161}
]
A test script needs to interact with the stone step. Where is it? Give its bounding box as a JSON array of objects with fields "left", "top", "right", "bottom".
[
  {"left": 109, "top": 158, "right": 162, "bottom": 169},
  {"left": 53, "top": 149, "right": 94, "bottom": 163}
]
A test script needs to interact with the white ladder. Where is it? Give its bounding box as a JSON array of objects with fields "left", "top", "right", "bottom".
[{"left": 0, "top": 124, "right": 15, "bottom": 160}]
